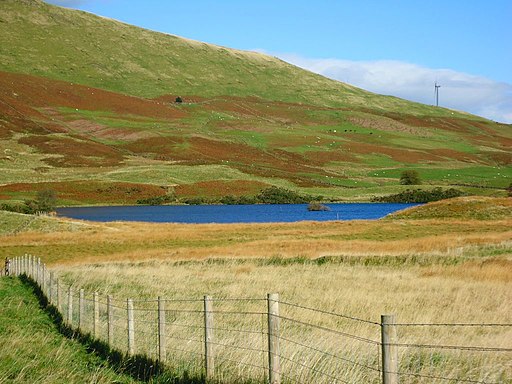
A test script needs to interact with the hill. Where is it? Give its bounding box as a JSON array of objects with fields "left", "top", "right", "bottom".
[
  {"left": 387, "top": 196, "right": 512, "bottom": 221},
  {"left": 0, "top": 0, "right": 510, "bottom": 205}
]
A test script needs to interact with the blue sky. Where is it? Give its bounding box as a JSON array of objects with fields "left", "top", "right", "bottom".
[{"left": 48, "top": 0, "right": 512, "bottom": 123}]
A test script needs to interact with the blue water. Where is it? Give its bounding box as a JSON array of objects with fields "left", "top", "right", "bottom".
[{"left": 56, "top": 203, "right": 418, "bottom": 224}]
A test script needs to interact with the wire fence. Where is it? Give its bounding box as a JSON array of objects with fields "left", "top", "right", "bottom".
[{"left": 7, "top": 255, "right": 512, "bottom": 384}]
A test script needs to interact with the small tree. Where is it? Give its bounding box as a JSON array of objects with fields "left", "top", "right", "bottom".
[
  {"left": 507, "top": 182, "right": 512, "bottom": 197},
  {"left": 400, "top": 170, "right": 421, "bottom": 185},
  {"left": 175, "top": 96, "right": 183, "bottom": 103},
  {"left": 35, "top": 189, "right": 57, "bottom": 212}
]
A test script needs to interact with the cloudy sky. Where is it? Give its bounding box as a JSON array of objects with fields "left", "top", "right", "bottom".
[{"left": 48, "top": 0, "right": 512, "bottom": 123}]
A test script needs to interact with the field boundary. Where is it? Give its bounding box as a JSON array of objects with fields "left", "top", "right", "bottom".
[{"left": 5, "top": 255, "right": 512, "bottom": 384}]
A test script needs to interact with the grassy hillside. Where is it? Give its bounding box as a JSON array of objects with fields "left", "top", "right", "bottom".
[
  {"left": 0, "top": 0, "right": 510, "bottom": 205},
  {"left": 0, "top": 0, "right": 456, "bottom": 116},
  {"left": 0, "top": 277, "right": 142, "bottom": 383}
]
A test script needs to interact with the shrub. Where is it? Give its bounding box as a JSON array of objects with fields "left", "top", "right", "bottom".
[
  {"left": 400, "top": 170, "right": 421, "bottom": 185},
  {"left": 372, "top": 188, "right": 466, "bottom": 203},
  {"left": 256, "top": 186, "right": 309, "bottom": 204},
  {"left": 34, "top": 189, "right": 57, "bottom": 212}
]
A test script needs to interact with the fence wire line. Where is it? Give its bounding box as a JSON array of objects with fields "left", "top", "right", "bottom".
[
  {"left": 391, "top": 341, "right": 512, "bottom": 352},
  {"left": 395, "top": 322, "right": 512, "bottom": 327},
  {"left": 278, "top": 354, "right": 349, "bottom": 384},
  {"left": 279, "top": 299, "right": 381, "bottom": 325},
  {"left": 277, "top": 334, "right": 380, "bottom": 372},
  {"left": 209, "top": 340, "right": 265, "bottom": 354},
  {"left": 277, "top": 314, "right": 380, "bottom": 345},
  {"left": 10, "top": 258, "right": 512, "bottom": 384},
  {"left": 215, "top": 354, "right": 267, "bottom": 372}
]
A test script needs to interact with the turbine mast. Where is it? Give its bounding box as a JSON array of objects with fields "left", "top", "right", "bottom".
[{"left": 435, "top": 81, "right": 441, "bottom": 107}]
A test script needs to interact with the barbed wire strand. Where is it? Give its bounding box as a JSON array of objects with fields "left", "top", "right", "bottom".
[
  {"left": 279, "top": 300, "right": 380, "bottom": 325},
  {"left": 277, "top": 314, "right": 380, "bottom": 345},
  {"left": 277, "top": 334, "right": 380, "bottom": 372}
]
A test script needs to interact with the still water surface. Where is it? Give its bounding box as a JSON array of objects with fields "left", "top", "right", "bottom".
[{"left": 56, "top": 203, "right": 418, "bottom": 224}]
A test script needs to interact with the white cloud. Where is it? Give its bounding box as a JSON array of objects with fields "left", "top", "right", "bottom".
[{"left": 277, "top": 54, "right": 512, "bottom": 123}]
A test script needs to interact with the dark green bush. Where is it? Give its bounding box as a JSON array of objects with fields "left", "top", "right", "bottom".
[
  {"left": 372, "top": 188, "right": 466, "bottom": 203},
  {"left": 400, "top": 170, "right": 421, "bottom": 185},
  {"left": 256, "top": 186, "right": 309, "bottom": 204}
]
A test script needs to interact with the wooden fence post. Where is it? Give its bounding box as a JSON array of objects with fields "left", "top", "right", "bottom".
[
  {"left": 381, "top": 314, "right": 399, "bottom": 384},
  {"left": 158, "top": 296, "right": 166, "bottom": 362},
  {"left": 127, "top": 298, "right": 135, "bottom": 355},
  {"left": 204, "top": 295, "right": 214, "bottom": 380},
  {"left": 79, "top": 289, "right": 85, "bottom": 330},
  {"left": 56, "top": 279, "right": 61, "bottom": 312},
  {"left": 32, "top": 255, "right": 35, "bottom": 279},
  {"left": 93, "top": 292, "right": 99, "bottom": 339},
  {"left": 267, "top": 293, "right": 281, "bottom": 384},
  {"left": 37, "top": 258, "right": 41, "bottom": 285},
  {"left": 42, "top": 264, "right": 47, "bottom": 296},
  {"left": 49, "top": 272, "right": 54, "bottom": 304},
  {"left": 107, "top": 295, "right": 114, "bottom": 345},
  {"left": 67, "top": 286, "right": 73, "bottom": 325}
]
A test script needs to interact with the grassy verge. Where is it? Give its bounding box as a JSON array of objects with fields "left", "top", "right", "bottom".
[{"left": 0, "top": 277, "right": 142, "bottom": 383}]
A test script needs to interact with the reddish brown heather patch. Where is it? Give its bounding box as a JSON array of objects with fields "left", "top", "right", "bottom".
[
  {"left": 346, "top": 114, "right": 425, "bottom": 135},
  {"left": 0, "top": 92, "right": 67, "bottom": 138},
  {"left": 0, "top": 71, "right": 186, "bottom": 120},
  {"left": 175, "top": 180, "right": 269, "bottom": 198},
  {"left": 482, "top": 151, "right": 512, "bottom": 166},
  {"left": 123, "top": 135, "right": 332, "bottom": 187},
  {"left": 66, "top": 119, "right": 158, "bottom": 141},
  {"left": 343, "top": 141, "right": 442, "bottom": 163},
  {"left": 18, "top": 135, "right": 124, "bottom": 167},
  {"left": 0, "top": 181, "right": 167, "bottom": 204},
  {"left": 429, "top": 148, "right": 480, "bottom": 163}
]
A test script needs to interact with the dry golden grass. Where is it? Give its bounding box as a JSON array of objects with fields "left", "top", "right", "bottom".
[
  {"left": 2, "top": 217, "right": 511, "bottom": 266},
  {"left": 48, "top": 255, "right": 512, "bottom": 383},
  {"left": 3, "top": 199, "right": 511, "bottom": 382}
]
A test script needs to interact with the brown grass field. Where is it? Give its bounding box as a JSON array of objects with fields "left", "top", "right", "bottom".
[{"left": 1, "top": 197, "right": 511, "bottom": 382}]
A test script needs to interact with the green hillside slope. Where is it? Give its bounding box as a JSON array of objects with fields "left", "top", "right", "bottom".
[
  {"left": 0, "top": 0, "right": 510, "bottom": 205},
  {"left": 0, "top": 0, "right": 468, "bottom": 117}
]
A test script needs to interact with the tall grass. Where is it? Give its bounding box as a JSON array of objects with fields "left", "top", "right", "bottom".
[{"left": 48, "top": 255, "right": 512, "bottom": 383}]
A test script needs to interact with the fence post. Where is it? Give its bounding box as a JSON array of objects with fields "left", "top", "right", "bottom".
[
  {"left": 204, "top": 295, "right": 214, "bottom": 380},
  {"left": 158, "top": 296, "right": 166, "bottom": 362},
  {"left": 42, "top": 264, "right": 47, "bottom": 296},
  {"left": 67, "top": 286, "right": 73, "bottom": 325},
  {"left": 267, "top": 293, "right": 281, "bottom": 384},
  {"left": 32, "top": 255, "right": 35, "bottom": 279},
  {"left": 49, "top": 272, "right": 54, "bottom": 304},
  {"left": 108, "top": 295, "right": 114, "bottom": 345},
  {"left": 56, "top": 279, "right": 61, "bottom": 312},
  {"left": 381, "top": 314, "right": 399, "bottom": 384},
  {"left": 127, "top": 298, "right": 135, "bottom": 355},
  {"left": 93, "top": 292, "right": 99, "bottom": 339},
  {"left": 79, "top": 289, "right": 85, "bottom": 330},
  {"left": 37, "top": 258, "right": 41, "bottom": 286}
]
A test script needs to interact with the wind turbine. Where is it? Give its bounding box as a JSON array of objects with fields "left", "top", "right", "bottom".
[{"left": 434, "top": 81, "right": 441, "bottom": 107}]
